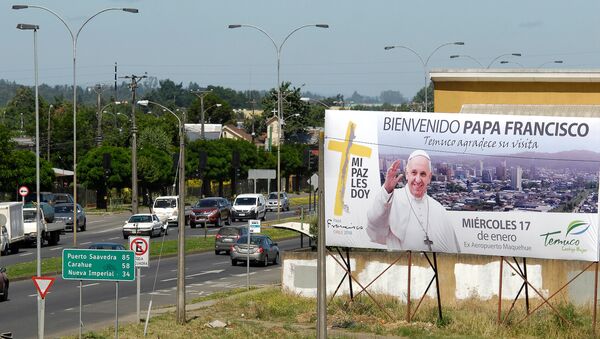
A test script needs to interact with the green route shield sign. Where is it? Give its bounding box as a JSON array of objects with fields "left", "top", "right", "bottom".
[{"left": 62, "top": 249, "right": 135, "bottom": 281}]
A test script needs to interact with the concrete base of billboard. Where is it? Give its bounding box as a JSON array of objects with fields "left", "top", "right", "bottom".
[{"left": 282, "top": 250, "right": 597, "bottom": 306}]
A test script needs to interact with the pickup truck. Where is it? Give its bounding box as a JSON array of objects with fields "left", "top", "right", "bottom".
[
  {"left": 23, "top": 207, "right": 65, "bottom": 246},
  {"left": 152, "top": 196, "right": 193, "bottom": 227}
]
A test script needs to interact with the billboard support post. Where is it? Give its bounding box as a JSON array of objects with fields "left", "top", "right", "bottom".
[
  {"left": 594, "top": 261, "right": 598, "bottom": 335},
  {"left": 523, "top": 258, "right": 530, "bottom": 314},
  {"left": 497, "top": 257, "right": 503, "bottom": 324},
  {"left": 433, "top": 253, "right": 443, "bottom": 320},
  {"left": 406, "top": 251, "right": 412, "bottom": 322}
]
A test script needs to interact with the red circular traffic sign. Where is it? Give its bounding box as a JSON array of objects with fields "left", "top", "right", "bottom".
[
  {"left": 129, "top": 237, "right": 149, "bottom": 256},
  {"left": 18, "top": 186, "right": 29, "bottom": 197}
]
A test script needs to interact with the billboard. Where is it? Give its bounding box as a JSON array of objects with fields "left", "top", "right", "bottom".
[{"left": 324, "top": 110, "right": 600, "bottom": 261}]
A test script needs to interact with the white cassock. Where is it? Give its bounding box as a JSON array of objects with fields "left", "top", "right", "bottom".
[{"left": 366, "top": 185, "right": 460, "bottom": 253}]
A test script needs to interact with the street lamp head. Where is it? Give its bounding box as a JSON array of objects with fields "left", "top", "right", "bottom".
[
  {"left": 17, "top": 23, "right": 39, "bottom": 30},
  {"left": 450, "top": 55, "right": 459, "bottom": 58},
  {"left": 555, "top": 60, "right": 564, "bottom": 64},
  {"left": 316, "top": 24, "right": 329, "bottom": 28},
  {"left": 137, "top": 100, "right": 149, "bottom": 107},
  {"left": 122, "top": 8, "right": 138, "bottom": 13},
  {"left": 300, "top": 97, "right": 310, "bottom": 102},
  {"left": 512, "top": 53, "right": 522, "bottom": 57},
  {"left": 228, "top": 24, "right": 242, "bottom": 29},
  {"left": 454, "top": 42, "right": 465, "bottom": 45},
  {"left": 12, "top": 5, "right": 28, "bottom": 9},
  {"left": 384, "top": 46, "right": 395, "bottom": 50},
  {"left": 216, "top": 104, "right": 222, "bottom": 107},
  {"left": 500, "top": 61, "right": 509, "bottom": 64}
]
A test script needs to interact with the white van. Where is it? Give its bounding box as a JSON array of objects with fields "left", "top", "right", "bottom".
[
  {"left": 231, "top": 193, "right": 267, "bottom": 221},
  {"left": 152, "top": 196, "right": 192, "bottom": 227}
]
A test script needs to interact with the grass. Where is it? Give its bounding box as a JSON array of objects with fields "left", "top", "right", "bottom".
[
  {"left": 5, "top": 226, "right": 299, "bottom": 280},
  {"left": 62, "top": 286, "right": 598, "bottom": 339}
]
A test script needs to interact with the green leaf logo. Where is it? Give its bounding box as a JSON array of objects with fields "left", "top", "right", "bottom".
[{"left": 566, "top": 220, "right": 590, "bottom": 237}]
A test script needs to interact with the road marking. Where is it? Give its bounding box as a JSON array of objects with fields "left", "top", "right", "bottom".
[
  {"left": 50, "top": 246, "right": 64, "bottom": 251},
  {"left": 91, "top": 226, "right": 123, "bottom": 234},
  {"left": 185, "top": 270, "right": 225, "bottom": 278},
  {"left": 77, "top": 283, "right": 100, "bottom": 288},
  {"left": 148, "top": 292, "right": 171, "bottom": 296},
  {"left": 231, "top": 272, "right": 257, "bottom": 277},
  {"left": 29, "top": 292, "right": 52, "bottom": 297},
  {"left": 161, "top": 277, "right": 177, "bottom": 282},
  {"left": 211, "top": 261, "right": 229, "bottom": 266},
  {"left": 80, "top": 241, "right": 92, "bottom": 245},
  {"left": 108, "top": 237, "right": 119, "bottom": 240},
  {"left": 20, "top": 252, "right": 33, "bottom": 257}
]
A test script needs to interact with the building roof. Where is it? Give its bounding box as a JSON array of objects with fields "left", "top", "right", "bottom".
[
  {"left": 222, "top": 124, "right": 253, "bottom": 142},
  {"left": 430, "top": 68, "right": 600, "bottom": 83},
  {"left": 185, "top": 123, "right": 222, "bottom": 141}
]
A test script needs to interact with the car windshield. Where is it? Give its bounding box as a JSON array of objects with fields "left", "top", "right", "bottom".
[
  {"left": 235, "top": 197, "right": 256, "bottom": 206},
  {"left": 129, "top": 215, "right": 152, "bottom": 223},
  {"left": 237, "top": 236, "right": 263, "bottom": 245},
  {"left": 55, "top": 205, "right": 73, "bottom": 213},
  {"left": 196, "top": 199, "right": 218, "bottom": 208},
  {"left": 155, "top": 199, "right": 176, "bottom": 208},
  {"left": 219, "top": 227, "right": 242, "bottom": 236},
  {"left": 268, "top": 193, "right": 285, "bottom": 199},
  {"left": 23, "top": 210, "right": 39, "bottom": 222}
]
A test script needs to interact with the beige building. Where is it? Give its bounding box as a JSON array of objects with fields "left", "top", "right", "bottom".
[{"left": 430, "top": 68, "right": 600, "bottom": 114}]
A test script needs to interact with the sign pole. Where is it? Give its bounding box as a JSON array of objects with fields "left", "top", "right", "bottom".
[
  {"left": 79, "top": 281, "right": 82, "bottom": 339},
  {"left": 247, "top": 221, "right": 251, "bottom": 290},
  {"left": 137, "top": 267, "right": 141, "bottom": 322},
  {"left": 115, "top": 281, "right": 119, "bottom": 339}
]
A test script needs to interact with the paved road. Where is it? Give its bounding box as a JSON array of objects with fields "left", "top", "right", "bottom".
[
  {"left": 0, "top": 236, "right": 304, "bottom": 338},
  {"left": 0, "top": 206, "right": 307, "bottom": 267}
]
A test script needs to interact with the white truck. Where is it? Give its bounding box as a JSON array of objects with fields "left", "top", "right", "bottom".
[
  {"left": 0, "top": 202, "right": 25, "bottom": 255},
  {"left": 23, "top": 207, "right": 65, "bottom": 246},
  {"left": 152, "top": 196, "right": 193, "bottom": 227}
]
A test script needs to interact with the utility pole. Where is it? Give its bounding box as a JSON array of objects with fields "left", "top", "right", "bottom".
[
  {"left": 92, "top": 84, "right": 107, "bottom": 146},
  {"left": 122, "top": 73, "right": 147, "bottom": 214},
  {"left": 248, "top": 98, "right": 256, "bottom": 140},
  {"left": 190, "top": 89, "right": 212, "bottom": 140},
  {"left": 47, "top": 104, "right": 52, "bottom": 161}
]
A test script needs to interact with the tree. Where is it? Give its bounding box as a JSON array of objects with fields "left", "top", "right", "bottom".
[
  {"left": 380, "top": 90, "right": 406, "bottom": 104},
  {"left": 137, "top": 147, "right": 173, "bottom": 204},
  {"left": 412, "top": 82, "right": 434, "bottom": 111},
  {"left": 77, "top": 145, "right": 131, "bottom": 194},
  {"left": 260, "top": 82, "right": 311, "bottom": 143}
]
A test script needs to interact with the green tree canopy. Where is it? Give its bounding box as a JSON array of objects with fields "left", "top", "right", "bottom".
[{"left": 77, "top": 146, "right": 131, "bottom": 190}]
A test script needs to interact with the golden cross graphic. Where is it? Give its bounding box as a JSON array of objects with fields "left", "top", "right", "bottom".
[{"left": 328, "top": 121, "right": 372, "bottom": 216}]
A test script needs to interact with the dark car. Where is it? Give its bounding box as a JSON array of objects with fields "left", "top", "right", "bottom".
[
  {"left": 54, "top": 203, "right": 87, "bottom": 231},
  {"left": 230, "top": 234, "right": 280, "bottom": 267},
  {"left": 23, "top": 201, "right": 55, "bottom": 223},
  {"left": 0, "top": 267, "right": 8, "bottom": 302},
  {"left": 53, "top": 193, "right": 74, "bottom": 205},
  {"left": 24, "top": 192, "right": 55, "bottom": 205},
  {"left": 89, "top": 242, "right": 126, "bottom": 250},
  {"left": 214, "top": 225, "right": 248, "bottom": 255},
  {"left": 191, "top": 197, "right": 232, "bottom": 228}
]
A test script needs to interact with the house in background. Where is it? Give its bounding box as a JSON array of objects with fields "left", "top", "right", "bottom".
[{"left": 185, "top": 123, "right": 222, "bottom": 141}]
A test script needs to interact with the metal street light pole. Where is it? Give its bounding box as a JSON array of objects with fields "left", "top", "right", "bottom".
[
  {"left": 500, "top": 60, "right": 524, "bottom": 67},
  {"left": 190, "top": 90, "right": 213, "bottom": 140},
  {"left": 384, "top": 42, "right": 464, "bottom": 112},
  {"left": 47, "top": 104, "right": 53, "bottom": 161},
  {"left": 12, "top": 4, "right": 139, "bottom": 246},
  {"left": 137, "top": 100, "right": 186, "bottom": 324},
  {"left": 123, "top": 74, "right": 146, "bottom": 215},
  {"left": 537, "top": 60, "right": 564, "bottom": 68},
  {"left": 17, "top": 20, "right": 44, "bottom": 339},
  {"left": 228, "top": 23, "right": 329, "bottom": 221},
  {"left": 486, "top": 53, "right": 521, "bottom": 68},
  {"left": 449, "top": 54, "right": 484, "bottom": 67}
]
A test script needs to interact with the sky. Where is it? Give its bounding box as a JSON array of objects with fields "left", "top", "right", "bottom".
[{"left": 2, "top": 0, "right": 600, "bottom": 100}]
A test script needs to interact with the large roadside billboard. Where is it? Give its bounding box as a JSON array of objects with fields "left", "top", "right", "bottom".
[{"left": 324, "top": 110, "right": 600, "bottom": 261}]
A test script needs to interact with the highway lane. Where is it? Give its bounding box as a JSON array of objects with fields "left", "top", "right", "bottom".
[
  {"left": 0, "top": 236, "right": 305, "bottom": 338},
  {"left": 0, "top": 206, "right": 306, "bottom": 267}
]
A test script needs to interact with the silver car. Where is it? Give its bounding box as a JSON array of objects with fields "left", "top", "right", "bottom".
[
  {"left": 54, "top": 203, "right": 86, "bottom": 231},
  {"left": 230, "top": 234, "right": 279, "bottom": 266},
  {"left": 266, "top": 192, "right": 289, "bottom": 212}
]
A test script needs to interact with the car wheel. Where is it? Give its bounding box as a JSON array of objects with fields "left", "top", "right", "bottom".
[
  {"left": 190, "top": 222, "right": 196, "bottom": 229},
  {"left": 231, "top": 259, "right": 237, "bottom": 266},
  {"left": 226, "top": 214, "right": 231, "bottom": 225},
  {"left": 1, "top": 284, "right": 8, "bottom": 301},
  {"left": 215, "top": 216, "right": 221, "bottom": 228},
  {"left": 81, "top": 219, "right": 87, "bottom": 231},
  {"left": 261, "top": 211, "right": 266, "bottom": 221},
  {"left": 1, "top": 246, "right": 7, "bottom": 256},
  {"left": 263, "top": 255, "right": 269, "bottom": 267},
  {"left": 123, "top": 233, "right": 128, "bottom": 240},
  {"left": 215, "top": 250, "right": 220, "bottom": 255},
  {"left": 273, "top": 253, "right": 279, "bottom": 265}
]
